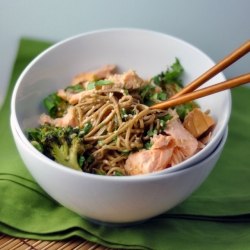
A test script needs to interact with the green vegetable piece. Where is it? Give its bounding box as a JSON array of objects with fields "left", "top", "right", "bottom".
[
  {"left": 86, "top": 82, "right": 96, "bottom": 90},
  {"left": 163, "top": 115, "right": 173, "bottom": 121},
  {"left": 65, "top": 84, "right": 84, "bottom": 92},
  {"left": 144, "top": 141, "right": 153, "bottom": 150},
  {"left": 121, "top": 108, "right": 127, "bottom": 118},
  {"left": 114, "top": 171, "right": 124, "bottom": 176},
  {"left": 144, "top": 99, "right": 156, "bottom": 106},
  {"left": 153, "top": 76, "right": 161, "bottom": 86},
  {"left": 87, "top": 80, "right": 114, "bottom": 90},
  {"left": 95, "top": 80, "right": 114, "bottom": 87},
  {"left": 87, "top": 155, "right": 94, "bottom": 163},
  {"left": 121, "top": 149, "right": 130, "bottom": 156},
  {"left": 96, "top": 169, "right": 106, "bottom": 175},
  {"left": 147, "top": 129, "right": 158, "bottom": 137},
  {"left": 83, "top": 122, "right": 92, "bottom": 134},
  {"left": 31, "top": 141, "right": 43, "bottom": 153},
  {"left": 140, "top": 83, "right": 153, "bottom": 99},
  {"left": 78, "top": 155, "right": 85, "bottom": 167},
  {"left": 164, "top": 58, "right": 184, "bottom": 84},
  {"left": 176, "top": 105, "right": 186, "bottom": 121},
  {"left": 43, "top": 93, "right": 67, "bottom": 118},
  {"left": 157, "top": 92, "right": 167, "bottom": 101},
  {"left": 26, "top": 125, "right": 88, "bottom": 172}
]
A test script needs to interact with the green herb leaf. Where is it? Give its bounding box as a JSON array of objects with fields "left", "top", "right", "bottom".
[
  {"left": 86, "top": 82, "right": 96, "bottom": 90},
  {"left": 31, "top": 141, "right": 43, "bottom": 153},
  {"left": 78, "top": 156, "right": 85, "bottom": 167},
  {"left": 144, "top": 99, "right": 156, "bottom": 106},
  {"left": 164, "top": 58, "right": 184, "bottom": 84},
  {"left": 121, "top": 108, "right": 127, "bottom": 118},
  {"left": 153, "top": 76, "right": 161, "bottom": 86},
  {"left": 87, "top": 155, "right": 94, "bottom": 163},
  {"left": 176, "top": 105, "right": 186, "bottom": 120},
  {"left": 140, "top": 83, "right": 152, "bottom": 99},
  {"left": 160, "top": 119, "right": 166, "bottom": 129},
  {"left": 163, "top": 115, "right": 173, "bottom": 121},
  {"left": 144, "top": 141, "right": 153, "bottom": 150},
  {"left": 157, "top": 92, "right": 167, "bottom": 101},
  {"left": 95, "top": 80, "right": 114, "bottom": 86},
  {"left": 87, "top": 80, "right": 114, "bottom": 90},
  {"left": 114, "top": 171, "right": 124, "bottom": 176},
  {"left": 96, "top": 169, "right": 106, "bottom": 175},
  {"left": 65, "top": 84, "right": 84, "bottom": 92}
]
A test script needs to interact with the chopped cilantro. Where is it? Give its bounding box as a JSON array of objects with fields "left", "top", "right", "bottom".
[
  {"left": 140, "top": 83, "right": 153, "bottom": 99},
  {"left": 114, "top": 171, "right": 124, "bottom": 176},
  {"left": 78, "top": 156, "right": 85, "bottom": 167},
  {"left": 98, "top": 139, "right": 104, "bottom": 144},
  {"left": 121, "top": 108, "right": 127, "bottom": 118},
  {"left": 144, "top": 141, "right": 153, "bottom": 150},
  {"left": 86, "top": 81, "right": 96, "bottom": 90},
  {"left": 65, "top": 84, "right": 84, "bottom": 92},
  {"left": 87, "top": 155, "right": 94, "bottom": 163},
  {"left": 114, "top": 115, "right": 118, "bottom": 126},
  {"left": 147, "top": 130, "right": 158, "bottom": 136},
  {"left": 164, "top": 58, "right": 184, "bottom": 84},
  {"left": 159, "top": 119, "right": 166, "bottom": 129},
  {"left": 176, "top": 103, "right": 193, "bottom": 121},
  {"left": 96, "top": 169, "right": 106, "bottom": 175},
  {"left": 98, "top": 122, "right": 105, "bottom": 128},
  {"left": 153, "top": 58, "right": 184, "bottom": 88},
  {"left": 163, "top": 115, "right": 173, "bottom": 121},
  {"left": 121, "top": 108, "right": 135, "bottom": 118}
]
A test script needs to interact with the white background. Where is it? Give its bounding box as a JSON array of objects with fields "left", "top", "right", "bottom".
[{"left": 1, "top": 0, "right": 250, "bottom": 107}]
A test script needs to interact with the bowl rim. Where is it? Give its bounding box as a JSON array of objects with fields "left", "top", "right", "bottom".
[{"left": 10, "top": 28, "right": 231, "bottom": 177}]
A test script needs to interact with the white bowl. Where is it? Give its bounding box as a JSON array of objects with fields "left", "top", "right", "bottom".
[
  {"left": 10, "top": 112, "right": 228, "bottom": 226},
  {"left": 10, "top": 28, "right": 231, "bottom": 174}
]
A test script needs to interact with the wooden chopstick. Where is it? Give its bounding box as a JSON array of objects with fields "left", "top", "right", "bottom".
[
  {"left": 150, "top": 73, "right": 250, "bottom": 110},
  {"left": 170, "top": 40, "right": 250, "bottom": 99}
]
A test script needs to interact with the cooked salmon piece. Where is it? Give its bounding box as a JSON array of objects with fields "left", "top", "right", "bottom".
[
  {"left": 165, "top": 116, "right": 199, "bottom": 158},
  {"left": 124, "top": 109, "right": 203, "bottom": 175},
  {"left": 183, "top": 108, "right": 215, "bottom": 138},
  {"left": 57, "top": 89, "right": 72, "bottom": 101},
  {"left": 103, "top": 69, "right": 145, "bottom": 90},
  {"left": 63, "top": 70, "right": 145, "bottom": 105},
  {"left": 71, "top": 64, "right": 116, "bottom": 86},
  {"left": 39, "top": 106, "right": 77, "bottom": 128},
  {"left": 125, "top": 135, "right": 175, "bottom": 175},
  {"left": 68, "top": 89, "right": 96, "bottom": 105}
]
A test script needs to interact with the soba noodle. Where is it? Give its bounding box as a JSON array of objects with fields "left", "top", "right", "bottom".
[
  {"left": 73, "top": 88, "right": 169, "bottom": 175},
  {"left": 29, "top": 61, "right": 213, "bottom": 176}
]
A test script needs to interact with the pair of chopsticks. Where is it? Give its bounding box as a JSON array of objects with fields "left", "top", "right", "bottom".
[{"left": 150, "top": 40, "right": 250, "bottom": 110}]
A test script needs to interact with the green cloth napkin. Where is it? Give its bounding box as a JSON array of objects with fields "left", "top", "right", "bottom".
[{"left": 0, "top": 38, "right": 250, "bottom": 250}]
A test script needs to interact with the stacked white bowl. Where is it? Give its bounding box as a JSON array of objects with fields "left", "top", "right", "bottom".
[{"left": 10, "top": 29, "right": 231, "bottom": 226}]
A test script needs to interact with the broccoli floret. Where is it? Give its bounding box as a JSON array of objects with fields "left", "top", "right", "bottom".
[{"left": 26, "top": 125, "right": 91, "bottom": 171}]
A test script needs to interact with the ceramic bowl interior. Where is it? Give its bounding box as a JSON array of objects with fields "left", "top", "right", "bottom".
[{"left": 11, "top": 28, "right": 231, "bottom": 175}]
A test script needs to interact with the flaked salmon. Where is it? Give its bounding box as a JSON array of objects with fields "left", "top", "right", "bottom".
[
  {"left": 71, "top": 64, "right": 116, "bottom": 86},
  {"left": 125, "top": 135, "right": 174, "bottom": 175},
  {"left": 124, "top": 109, "right": 204, "bottom": 175},
  {"left": 39, "top": 106, "right": 77, "bottom": 128}
]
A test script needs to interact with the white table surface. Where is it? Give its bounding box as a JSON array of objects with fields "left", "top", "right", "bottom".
[{"left": 1, "top": 0, "right": 250, "bottom": 108}]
